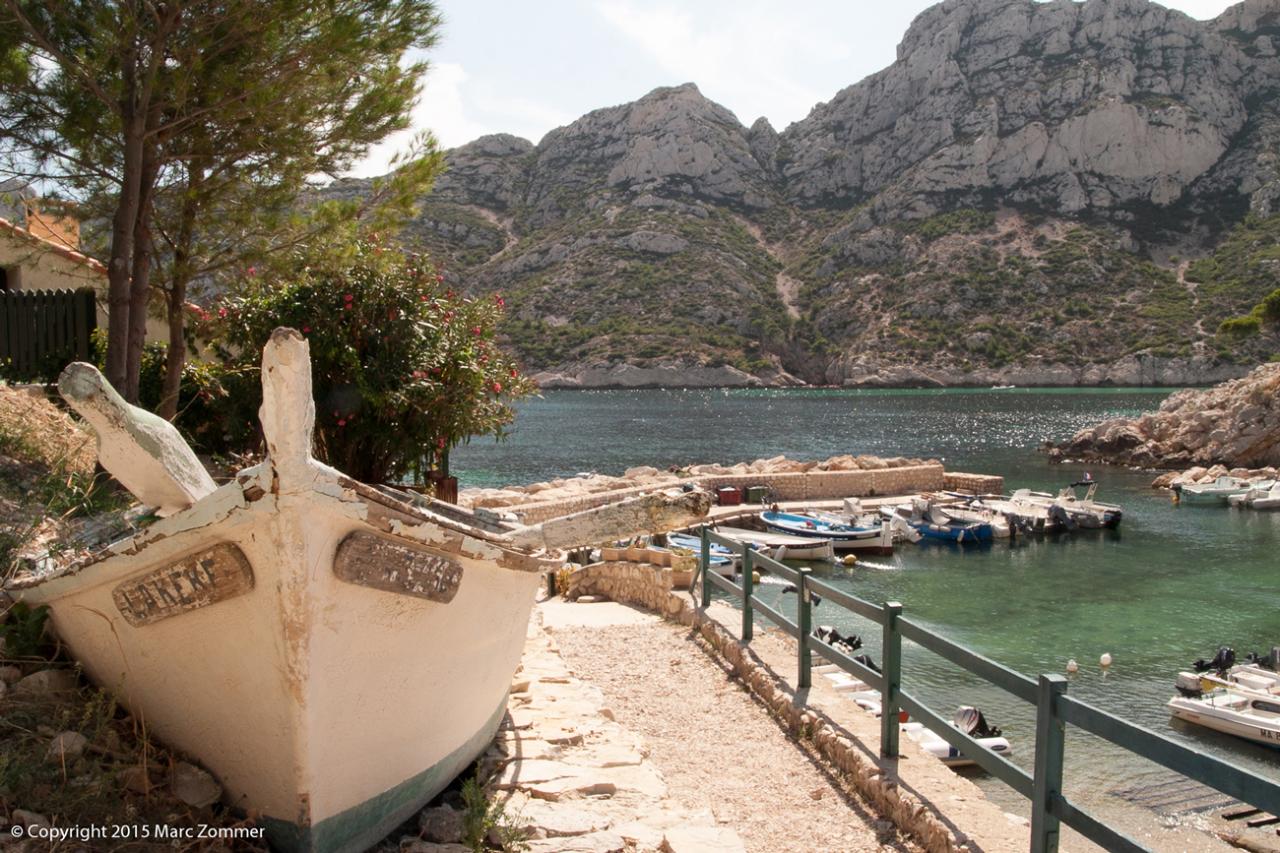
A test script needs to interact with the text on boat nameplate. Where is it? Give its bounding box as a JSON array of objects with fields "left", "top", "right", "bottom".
[
  {"left": 334, "top": 532, "right": 463, "bottom": 603},
  {"left": 113, "top": 544, "right": 255, "bottom": 627}
]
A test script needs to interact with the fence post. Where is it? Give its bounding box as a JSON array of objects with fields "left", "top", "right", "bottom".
[
  {"left": 797, "top": 567, "right": 812, "bottom": 689},
  {"left": 741, "top": 544, "right": 753, "bottom": 643},
  {"left": 880, "top": 601, "right": 903, "bottom": 758},
  {"left": 1031, "top": 673, "right": 1069, "bottom": 853},
  {"left": 699, "top": 526, "right": 711, "bottom": 609}
]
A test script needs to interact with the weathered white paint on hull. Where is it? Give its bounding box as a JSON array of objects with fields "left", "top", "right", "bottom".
[{"left": 17, "top": 481, "right": 541, "bottom": 852}]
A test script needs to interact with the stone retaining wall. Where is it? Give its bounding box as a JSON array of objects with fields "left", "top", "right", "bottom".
[
  {"left": 562, "top": 561, "right": 967, "bottom": 853},
  {"left": 943, "top": 472, "right": 1005, "bottom": 494},
  {"left": 511, "top": 463, "right": 948, "bottom": 524}
]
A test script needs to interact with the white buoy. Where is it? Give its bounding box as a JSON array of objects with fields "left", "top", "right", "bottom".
[
  {"left": 1066, "top": 659, "right": 1079, "bottom": 674},
  {"left": 1100, "top": 653, "right": 1113, "bottom": 668}
]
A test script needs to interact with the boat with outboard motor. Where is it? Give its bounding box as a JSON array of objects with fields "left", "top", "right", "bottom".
[
  {"left": 902, "top": 707, "right": 1013, "bottom": 768},
  {"left": 1176, "top": 476, "right": 1255, "bottom": 505},
  {"left": 881, "top": 498, "right": 994, "bottom": 544},
  {"left": 1229, "top": 480, "right": 1280, "bottom": 510},
  {"left": 760, "top": 509, "right": 898, "bottom": 554},
  {"left": 1169, "top": 646, "right": 1280, "bottom": 747}
]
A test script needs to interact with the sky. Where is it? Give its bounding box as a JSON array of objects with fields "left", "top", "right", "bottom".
[{"left": 353, "top": 0, "right": 1244, "bottom": 177}]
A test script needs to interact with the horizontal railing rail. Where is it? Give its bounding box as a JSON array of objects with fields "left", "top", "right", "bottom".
[{"left": 693, "top": 524, "right": 1280, "bottom": 852}]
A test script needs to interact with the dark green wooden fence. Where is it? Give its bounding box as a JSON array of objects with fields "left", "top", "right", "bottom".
[
  {"left": 0, "top": 288, "right": 97, "bottom": 382},
  {"left": 697, "top": 526, "right": 1280, "bottom": 852}
]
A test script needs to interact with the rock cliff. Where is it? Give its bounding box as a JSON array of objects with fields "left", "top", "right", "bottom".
[
  {"left": 1056, "top": 362, "right": 1280, "bottom": 467},
  {"left": 337, "top": 0, "right": 1280, "bottom": 387}
]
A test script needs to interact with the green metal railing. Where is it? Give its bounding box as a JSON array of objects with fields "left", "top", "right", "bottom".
[{"left": 696, "top": 526, "right": 1280, "bottom": 853}]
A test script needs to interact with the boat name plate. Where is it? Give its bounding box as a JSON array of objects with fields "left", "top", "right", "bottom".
[
  {"left": 113, "top": 544, "right": 255, "bottom": 627},
  {"left": 334, "top": 532, "right": 463, "bottom": 603}
]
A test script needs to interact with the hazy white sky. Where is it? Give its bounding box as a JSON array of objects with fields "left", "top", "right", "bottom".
[{"left": 354, "top": 0, "right": 1243, "bottom": 176}]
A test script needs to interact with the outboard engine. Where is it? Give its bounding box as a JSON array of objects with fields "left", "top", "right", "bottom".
[
  {"left": 853, "top": 653, "right": 880, "bottom": 674},
  {"left": 813, "top": 625, "right": 863, "bottom": 655},
  {"left": 1048, "top": 504, "right": 1075, "bottom": 531},
  {"left": 954, "top": 706, "right": 1002, "bottom": 739},
  {"left": 1242, "top": 647, "right": 1280, "bottom": 670},
  {"left": 1193, "top": 647, "right": 1235, "bottom": 673}
]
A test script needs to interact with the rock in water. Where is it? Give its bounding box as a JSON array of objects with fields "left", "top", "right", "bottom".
[
  {"left": 1057, "top": 364, "right": 1280, "bottom": 469},
  {"left": 58, "top": 363, "right": 216, "bottom": 516}
]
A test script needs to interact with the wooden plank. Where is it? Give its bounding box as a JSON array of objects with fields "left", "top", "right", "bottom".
[
  {"left": 1223, "top": 806, "right": 1262, "bottom": 821},
  {"left": 1246, "top": 815, "right": 1280, "bottom": 828},
  {"left": 898, "top": 616, "right": 1039, "bottom": 704},
  {"left": 74, "top": 288, "right": 93, "bottom": 361},
  {"left": 113, "top": 543, "right": 255, "bottom": 627},
  {"left": 334, "top": 531, "right": 463, "bottom": 603}
]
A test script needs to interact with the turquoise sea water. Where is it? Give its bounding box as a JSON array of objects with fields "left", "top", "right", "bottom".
[{"left": 452, "top": 388, "right": 1280, "bottom": 832}]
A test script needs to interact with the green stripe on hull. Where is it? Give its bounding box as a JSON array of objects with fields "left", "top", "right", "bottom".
[{"left": 262, "top": 697, "right": 509, "bottom": 853}]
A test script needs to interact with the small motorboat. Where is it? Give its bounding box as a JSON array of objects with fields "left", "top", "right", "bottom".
[
  {"left": 1229, "top": 481, "right": 1280, "bottom": 510},
  {"left": 935, "top": 500, "right": 1012, "bottom": 539},
  {"left": 882, "top": 499, "right": 993, "bottom": 544},
  {"left": 761, "top": 510, "right": 891, "bottom": 553},
  {"left": 1176, "top": 476, "right": 1255, "bottom": 505},
  {"left": 663, "top": 532, "right": 737, "bottom": 576},
  {"left": 902, "top": 706, "right": 1012, "bottom": 767},
  {"left": 1168, "top": 685, "right": 1280, "bottom": 747},
  {"left": 712, "top": 526, "right": 836, "bottom": 561},
  {"left": 1049, "top": 480, "right": 1123, "bottom": 529}
]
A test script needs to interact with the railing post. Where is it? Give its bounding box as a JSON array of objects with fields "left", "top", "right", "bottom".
[
  {"left": 699, "top": 527, "right": 711, "bottom": 609},
  {"left": 880, "top": 601, "right": 903, "bottom": 758},
  {"left": 741, "top": 544, "right": 753, "bottom": 643},
  {"left": 797, "top": 567, "right": 812, "bottom": 689},
  {"left": 1031, "top": 673, "right": 1069, "bottom": 853}
]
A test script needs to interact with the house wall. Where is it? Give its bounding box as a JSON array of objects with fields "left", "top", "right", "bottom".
[{"left": 0, "top": 226, "right": 167, "bottom": 343}]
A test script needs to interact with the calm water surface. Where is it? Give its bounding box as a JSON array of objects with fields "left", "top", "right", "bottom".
[{"left": 453, "top": 388, "right": 1280, "bottom": 836}]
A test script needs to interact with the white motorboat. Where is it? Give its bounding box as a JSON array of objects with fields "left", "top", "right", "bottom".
[
  {"left": 1177, "top": 476, "right": 1255, "bottom": 505},
  {"left": 9, "top": 330, "right": 711, "bottom": 853},
  {"left": 712, "top": 526, "right": 836, "bottom": 562},
  {"left": 1229, "top": 481, "right": 1280, "bottom": 510},
  {"left": 1168, "top": 684, "right": 1280, "bottom": 747}
]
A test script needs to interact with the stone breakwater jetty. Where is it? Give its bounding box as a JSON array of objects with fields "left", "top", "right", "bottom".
[
  {"left": 1053, "top": 363, "right": 1280, "bottom": 472},
  {"left": 461, "top": 454, "right": 1003, "bottom": 525}
]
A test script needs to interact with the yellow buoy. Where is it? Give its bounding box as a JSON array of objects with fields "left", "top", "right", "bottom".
[
  {"left": 842, "top": 554, "right": 858, "bottom": 567},
  {"left": 752, "top": 571, "right": 762, "bottom": 585}
]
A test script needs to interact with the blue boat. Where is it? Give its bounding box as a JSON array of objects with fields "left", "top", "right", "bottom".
[
  {"left": 662, "top": 532, "right": 738, "bottom": 575},
  {"left": 760, "top": 511, "right": 888, "bottom": 551},
  {"left": 882, "top": 505, "right": 992, "bottom": 544}
]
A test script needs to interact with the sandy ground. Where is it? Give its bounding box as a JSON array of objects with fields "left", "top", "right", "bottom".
[{"left": 542, "top": 599, "right": 920, "bottom": 853}]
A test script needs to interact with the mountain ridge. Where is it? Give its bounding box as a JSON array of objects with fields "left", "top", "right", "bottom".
[{"left": 329, "top": 0, "right": 1280, "bottom": 387}]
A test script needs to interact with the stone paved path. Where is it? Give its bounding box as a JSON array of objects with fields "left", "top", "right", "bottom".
[
  {"left": 544, "top": 600, "right": 917, "bottom": 853},
  {"left": 484, "top": 605, "right": 746, "bottom": 853}
]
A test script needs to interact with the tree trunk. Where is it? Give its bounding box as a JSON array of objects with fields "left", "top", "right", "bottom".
[
  {"left": 124, "top": 142, "right": 160, "bottom": 403},
  {"left": 159, "top": 167, "right": 203, "bottom": 421},
  {"left": 104, "top": 60, "right": 145, "bottom": 394}
]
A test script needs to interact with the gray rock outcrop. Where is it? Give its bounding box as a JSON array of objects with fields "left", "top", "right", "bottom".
[{"left": 1057, "top": 363, "right": 1280, "bottom": 467}]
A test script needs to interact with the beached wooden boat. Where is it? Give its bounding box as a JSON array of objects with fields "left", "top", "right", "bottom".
[
  {"left": 8, "top": 329, "right": 710, "bottom": 853},
  {"left": 712, "top": 526, "right": 836, "bottom": 561},
  {"left": 760, "top": 510, "right": 893, "bottom": 553}
]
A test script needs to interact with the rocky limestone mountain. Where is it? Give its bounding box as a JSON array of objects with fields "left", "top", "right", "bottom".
[
  {"left": 340, "top": 0, "right": 1280, "bottom": 387},
  {"left": 1056, "top": 362, "right": 1280, "bottom": 468}
]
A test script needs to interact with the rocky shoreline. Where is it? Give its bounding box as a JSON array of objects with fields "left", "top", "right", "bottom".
[
  {"left": 528, "top": 356, "right": 1255, "bottom": 389},
  {"left": 1052, "top": 363, "right": 1280, "bottom": 471}
]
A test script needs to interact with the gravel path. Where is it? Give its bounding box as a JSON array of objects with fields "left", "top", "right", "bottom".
[{"left": 547, "top": 612, "right": 919, "bottom": 853}]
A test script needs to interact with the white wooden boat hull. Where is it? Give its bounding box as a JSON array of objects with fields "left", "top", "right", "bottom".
[{"left": 15, "top": 479, "right": 543, "bottom": 853}]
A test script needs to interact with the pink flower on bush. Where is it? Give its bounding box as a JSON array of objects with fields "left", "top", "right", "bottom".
[
  {"left": 218, "top": 307, "right": 228, "bottom": 319},
  {"left": 492, "top": 381, "right": 502, "bottom": 393}
]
